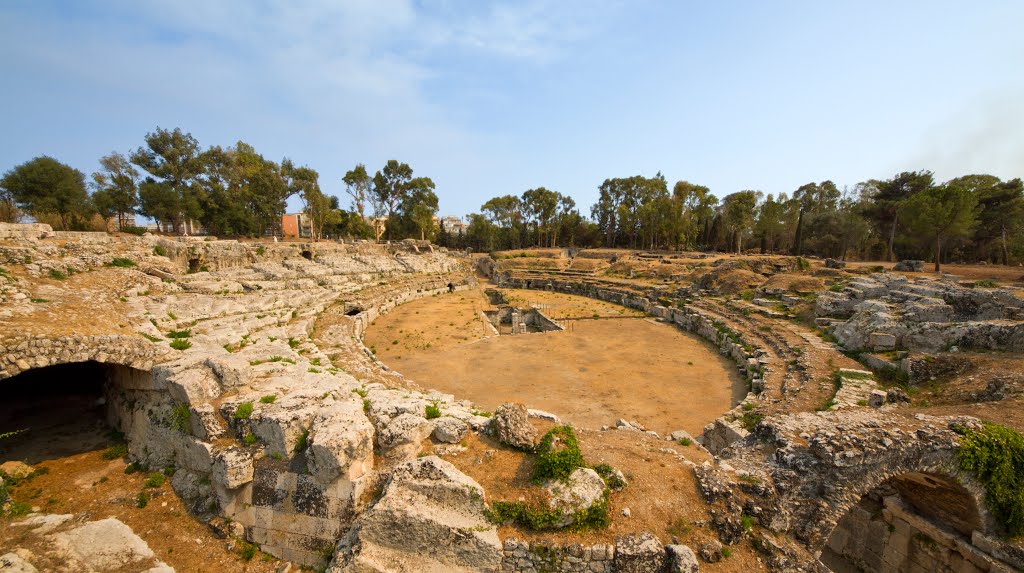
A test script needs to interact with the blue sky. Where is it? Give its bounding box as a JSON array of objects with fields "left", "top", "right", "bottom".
[{"left": 2, "top": 1, "right": 1023, "bottom": 218}]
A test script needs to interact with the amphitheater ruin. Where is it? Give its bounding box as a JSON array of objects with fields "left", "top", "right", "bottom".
[{"left": 1, "top": 222, "right": 1022, "bottom": 573}]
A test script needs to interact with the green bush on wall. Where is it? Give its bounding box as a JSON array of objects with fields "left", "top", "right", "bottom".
[{"left": 955, "top": 423, "right": 1024, "bottom": 537}]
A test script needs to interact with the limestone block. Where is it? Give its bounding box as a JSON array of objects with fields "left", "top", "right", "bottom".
[
  {"left": 164, "top": 367, "right": 221, "bottom": 404},
  {"left": 699, "top": 540, "right": 723, "bottom": 563},
  {"left": 666, "top": 544, "right": 699, "bottom": 573},
  {"left": 192, "top": 403, "right": 226, "bottom": 440},
  {"left": 869, "top": 390, "right": 888, "bottom": 408},
  {"left": 205, "top": 355, "right": 253, "bottom": 388},
  {"left": 0, "top": 553, "right": 38, "bottom": 573},
  {"left": 490, "top": 402, "right": 536, "bottom": 450},
  {"left": 869, "top": 332, "right": 897, "bottom": 351},
  {"left": 336, "top": 456, "right": 501, "bottom": 572},
  {"left": 213, "top": 447, "right": 254, "bottom": 489},
  {"left": 377, "top": 413, "right": 432, "bottom": 458},
  {"left": 305, "top": 402, "right": 374, "bottom": 484},
  {"left": 545, "top": 468, "right": 607, "bottom": 527},
  {"left": 51, "top": 518, "right": 157, "bottom": 571},
  {"left": 700, "top": 419, "right": 749, "bottom": 456},
  {"left": 432, "top": 417, "right": 469, "bottom": 444},
  {"left": 614, "top": 533, "right": 665, "bottom": 573}
]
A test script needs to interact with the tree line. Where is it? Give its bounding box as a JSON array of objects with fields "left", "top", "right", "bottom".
[
  {"left": 4, "top": 134, "right": 1023, "bottom": 268},
  {"left": 0, "top": 127, "right": 440, "bottom": 242},
  {"left": 446, "top": 171, "right": 1024, "bottom": 271}
]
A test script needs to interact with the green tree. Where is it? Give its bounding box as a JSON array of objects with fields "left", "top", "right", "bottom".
[
  {"left": 0, "top": 156, "right": 91, "bottom": 230},
  {"left": 465, "top": 213, "right": 498, "bottom": 252},
  {"left": 866, "top": 171, "right": 934, "bottom": 261},
  {"left": 343, "top": 164, "right": 371, "bottom": 218},
  {"left": 372, "top": 160, "right": 414, "bottom": 240},
  {"left": 721, "top": 191, "right": 759, "bottom": 253},
  {"left": 899, "top": 183, "right": 979, "bottom": 272},
  {"left": 949, "top": 175, "right": 1024, "bottom": 265},
  {"left": 131, "top": 128, "right": 204, "bottom": 234},
  {"left": 482, "top": 195, "right": 525, "bottom": 249},
  {"left": 90, "top": 152, "right": 139, "bottom": 229},
  {"left": 672, "top": 181, "right": 715, "bottom": 249},
  {"left": 138, "top": 178, "right": 180, "bottom": 233},
  {"left": 398, "top": 177, "right": 438, "bottom": 240},
  {"left": 522, "top": 187, "right": 560, "bottom": 247},
  {"left": 791, "top": 180, "right": 839, "bottom": 255},
  {"left": 754, "top": 194, "right": 788, "bottom": 253}
]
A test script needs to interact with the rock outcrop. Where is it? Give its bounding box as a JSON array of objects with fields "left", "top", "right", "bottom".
[
  {"left": 331, "top": 456, "right": 501, "bottom": 572},
  {"left": 816, "top": 273, "right": 1024, "bottom": 352},
  {"left": 490, "top": 403, "right": 537, "bottom": 451}
]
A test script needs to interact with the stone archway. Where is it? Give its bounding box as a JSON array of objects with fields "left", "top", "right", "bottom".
[
  {"left": 820, "top": 471, "right": 989, "bottom": 572},
  {"left": 0, "top": 334, "right": 166, "bottom": 380},
  {"left": 744, "top": 412, "right": 1024, "bottom": 572}
]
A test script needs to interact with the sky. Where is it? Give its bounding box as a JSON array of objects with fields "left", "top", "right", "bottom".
[{"left": 2, "top": 1, "right": 1023, "bottom": 218}]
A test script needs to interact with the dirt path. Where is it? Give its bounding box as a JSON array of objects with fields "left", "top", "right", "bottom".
[{"left": 365, "top": 289, "right": 745, "bottom": 435}]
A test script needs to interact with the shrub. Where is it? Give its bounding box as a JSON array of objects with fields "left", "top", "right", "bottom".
[
  {"left": 533, "top": 426, "right": 585, "bottom": 482},
  {"left": 169, "top": 339, "right": 192, "bottom": 351},
  {"left": 486, "top": 494, "right": 610, "bottom": 532},
  {"left": 171, "top": 404, "right": 191, "bottom": 433},
  {"left": 975, "top": 279, "right": 998, "bottom": 288},
  {"left": 144, "top": 472, "right": 166, "bottom": 488},
  {"left": 740, "top": 411, "right": 764, "bottom": 431},
  {"left": 234, "top": 402, "right": 254, "bottom": 420},
  {"left": 956, "top": 423, "right": 1024, "bottom": 536},
  {"left": 48, "top": 269, "right": 67, "bottom": 280},
  {"left": 136, "top": 491, "right": 149, "bottom": 508},
  {"left": 288, "top": 337, "right": 300, "bottom": 349},
  {"left": 237, "top": 540, "right": 257, "bottom": 560},
  {"left": 124, "top": 462, "right": 143, "bottom": 475},
  {"left": 259, "top": 394, "right": 277, "bottom": 404},
  {"left": 425, "top": 403, "right": 442, "bottom": 419},
  {"left": 153, "top": 244, "right": 168, "bottom": 257},
  {"left": 105, "top": 257, "right": 137, "bottom": 268},
  {"left": 4, "top": 500, "right": 31, "bottom": 517},
  {"left": 593, "top": 463, "right": 626, "bottom": 490},
  {"left": 295, "top": 430, "right": 309, "bottom": 453},
  {"left": 141, "top": 333, "right": 162, "bottom": 342},
  {"left": 101, "top": 443, "right": 128, "bottom": 460},
  {"left": 120, "top": 226, "right": 147, "bottom": 236},
  {"left": 166, "top": 329, "right": 191, "bottom": 338},
  {"left": 243, "top": 432, "right": 257, "bottom": 446}
]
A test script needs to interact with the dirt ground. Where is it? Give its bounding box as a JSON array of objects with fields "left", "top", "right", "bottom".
[
  {"left": 438, "top": 420, "right": 769, "bottom": 572},
  {"left": 0, "top": 446, "right": 282, "bottom": 573},
  {"left": 364, "top": 288, "right": 745, "bottom": 435}
]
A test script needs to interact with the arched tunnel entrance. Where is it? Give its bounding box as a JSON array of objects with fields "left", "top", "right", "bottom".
[
  {"left": 821, "top": 472, "right": 987, "bottom": 572},
  {"left": 0, "top": 361, "right": 149, "bottom": 464}
]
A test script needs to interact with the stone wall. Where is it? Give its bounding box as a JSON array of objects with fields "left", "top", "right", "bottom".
[
  {"left": 0, "top": 333, "right": 169, "bottom": 379},
  {"left": 500, "top": 538, "right": 615, "bottom": 572},
  {"left": 825, "top": 495, "right": 1021, "bottom": 572},
  {"left": 499, "top": 535, "right": 700, "bottom": 573},
  {"left": 0, "top": 222, "right": 54, "bottom": 240}
]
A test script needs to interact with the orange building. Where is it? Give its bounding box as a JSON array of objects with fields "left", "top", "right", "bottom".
[{"left": 281, "top": 212, "right": 311, "bottom": 239}]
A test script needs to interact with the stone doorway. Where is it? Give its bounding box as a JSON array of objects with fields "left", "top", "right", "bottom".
[{"left": 0, "top": 361, "right": 148, "bottom": 464}]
